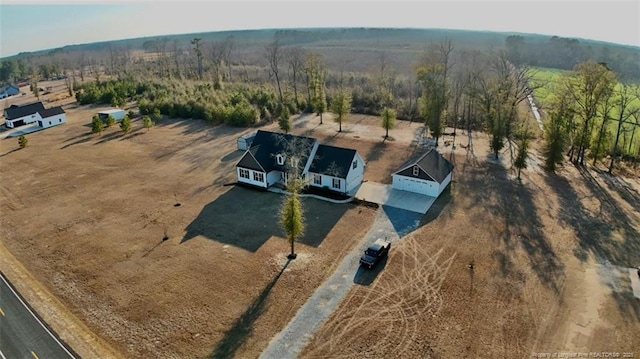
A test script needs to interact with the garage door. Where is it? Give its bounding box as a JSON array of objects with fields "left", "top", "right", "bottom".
[{"left": 392, "top": 175, "right": 434, "bottom": 196}]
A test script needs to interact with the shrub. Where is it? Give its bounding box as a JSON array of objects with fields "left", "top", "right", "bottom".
[{"left": 18, "top": 135, "right": 28, "bottom": 148}]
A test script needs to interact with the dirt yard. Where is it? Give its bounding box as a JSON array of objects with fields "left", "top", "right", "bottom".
[
  {"left": 299, "top": 125, "right": 640, "bottom": 357},
  {"left": 1, "top": 86, "right": 639, "bottom": 358},
  {"left": 0, "top": 89, "right": 413, "bottom": 358}
]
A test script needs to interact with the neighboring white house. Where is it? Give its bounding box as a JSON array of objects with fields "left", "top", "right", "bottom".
[
  {"left": 308, "top": 144, "right": 365, "bottom": 194},
  {"left": 4, "top": 101, "right": 45, "bottom": 128},
  {"left": 392, "top": 149, "right": 453, "bottom": 197},
  {"left": 237, "top": 131, "right": 257, "bottom": 151},
  {"left": 37, "top": 107, "right": 66, "bottom": 128},
  {"left": 3, "top": 101, "right": 66, "bottom": 129},
  {"left": 235, "top": 130, "right": 365, "bottom": 194}
]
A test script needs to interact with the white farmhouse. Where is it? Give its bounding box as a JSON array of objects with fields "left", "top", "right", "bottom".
[
  {"left": 235, "top": 130, "right": 365, "bottom": 195},
  {"left": 3, "top": 102, "right": 45, "bottom": 128}
]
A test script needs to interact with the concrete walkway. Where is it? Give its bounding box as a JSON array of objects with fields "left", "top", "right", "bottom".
[
  {"left": 259, "top": 207, "right": 418, "bottom": 359},
  {"left": 355, "top": 181, "right": 436, "bottom": 214}
]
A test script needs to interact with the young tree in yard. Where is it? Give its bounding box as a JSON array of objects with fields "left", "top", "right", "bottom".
[
  {"left": 314, "top": 71, "right": 327, "bottom": 124},
  {"left": 120, "top": 115, "right": 131, "bottom": 133},
  {"left": 18, "top": 135, "right": 28, "bottom": 148},
  {"left": 513, "top": 136, "right": 529, "bottom": 180},
  {"left": 380, "top": 107, "right": 396, "bottom": 139},
  {"left": 91, "top": 115, "right": 104, "bottom": 135},
  {"left": 278, "top": 106, "right": 291, "bottom": 133},
  {"left": 105, "top": 114, "right": 116, "bottom": 128},
  {"left": 331, "top": 90, "right": 351, "bottom": 132},
  {"left": 142, "top": 115, "right": 154, "bottom": 132},
  {"left": 280, "top": 181, "right": 305, "bottom": 260}
]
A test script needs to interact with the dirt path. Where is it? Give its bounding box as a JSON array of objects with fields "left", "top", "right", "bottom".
[{"left": 259, "top": 207, "right": 416, "bottom": 359}]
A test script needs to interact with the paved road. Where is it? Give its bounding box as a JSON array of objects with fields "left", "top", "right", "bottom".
[{"left": 0, "top": 273, "right": 76, "bottom": 359}]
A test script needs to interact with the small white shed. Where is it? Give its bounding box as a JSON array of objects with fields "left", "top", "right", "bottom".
[{"left": 237, "top": 131, "right": 257, "bottom": 151}]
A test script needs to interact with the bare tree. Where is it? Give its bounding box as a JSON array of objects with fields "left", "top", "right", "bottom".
[
  {"left": 285, "top": 46, "right": 306, "bottom": 109},
  {"left": 191, "top": 38, "right": 204, "bottom": 80},
  {"left": 265, "top": 37, "right": 284, "bottom": 103},
  {"left": 608, "top": 84, "right": 640, "bottom": 173}
]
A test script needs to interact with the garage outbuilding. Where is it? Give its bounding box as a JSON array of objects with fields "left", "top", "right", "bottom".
[{"left": 391, "top": 149, "right": 453, "bottom": 198}]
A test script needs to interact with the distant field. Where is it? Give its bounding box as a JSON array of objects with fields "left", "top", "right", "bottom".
[{"left": 529, "top": 66, "right": 640, "bottom": 155}]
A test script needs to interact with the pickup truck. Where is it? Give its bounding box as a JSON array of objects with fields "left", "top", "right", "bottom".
[{"left": 359, "top": 239, "right": 391, "bottom": 269}]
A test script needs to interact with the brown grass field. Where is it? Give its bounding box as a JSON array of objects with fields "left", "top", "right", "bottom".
[{"left": 1, "top": 83, "right": 639, "bottom": 358}]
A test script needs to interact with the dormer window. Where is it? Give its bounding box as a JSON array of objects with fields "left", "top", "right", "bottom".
[
  {"left": 290, "top": 157, "right": 299, "bottom": 168},
  {"left": 276, "top": 154, "right": 285, "bottom": 166},
  {"left": 412, "top": 165, "right": 419, "bottom": 176}
]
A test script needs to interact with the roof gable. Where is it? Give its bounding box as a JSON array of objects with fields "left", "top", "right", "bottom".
[
  {"left": 309, "top": 144, "right": 357, "bottom": 178},
  {"left": 236, "top": 146, "right": 265, "bottom": 172},
  {"left": 248, "top": 130, "right": 317, "bottom": 172},
  {"left": 5, "top": 101, "right": 45, "bottom": 120},
  {"left": 394, "top": 149, "right": 453, "bottom": 183}
]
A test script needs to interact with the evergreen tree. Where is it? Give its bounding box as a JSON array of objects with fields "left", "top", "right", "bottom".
[
  {"left": 18, "top": 135, "right": 28, "bottom": 148},
  {"left": 120, "top": 115, "right": 131, "bottom": 133},
  {"left": 91, "top": 115, "right": 104, "bottom": 135}
]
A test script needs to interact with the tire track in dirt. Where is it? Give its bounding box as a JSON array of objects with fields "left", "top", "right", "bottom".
[{"left": 302, "top": 242, "right": 455, "bottom": 358}]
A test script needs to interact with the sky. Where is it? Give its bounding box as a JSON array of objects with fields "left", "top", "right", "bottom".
[{"left": 0, "top": 0, "right": 638, "bottom": 58}]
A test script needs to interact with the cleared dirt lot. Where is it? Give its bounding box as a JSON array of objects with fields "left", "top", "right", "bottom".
[
  {"left": 0, "top": 94, "right": 417, "bottom": 358},
  {"left": 300, "top": 133, "right": 640, "bottom": 357},
  {"left": 2, "top": 88, "right": 639, "bottom": 358}
]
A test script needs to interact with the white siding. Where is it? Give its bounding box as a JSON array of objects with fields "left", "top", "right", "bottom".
[
  {"left": 438, "top": 172, "right": 452, "bottom": 195},
  {"left": 308, "top": 172, "right": 345, "bottom": 192},
  {"left": 6, "top": 113, "right": 42, "bottom": 128},
  {"left": 237, "top": 168, "right": 267, "bottom": 188},
  {"left": 266, "top": 170, "right": 281, "bottom": 187},
  {"left": 39, "top": 114, "right": 66, "bottom": 128},
  {"left": 392, "top": 174, "right": 439, "bottom": 197},
  {"left": 345, "top": 153, "right": 365, "bottom": 193}
]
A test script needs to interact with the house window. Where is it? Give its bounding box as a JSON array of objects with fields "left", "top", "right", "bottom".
[
  {"left": 353, "top": 160, "right": 358, "bottom": 169},
  {"left": 413, "top": 165, "right": 419, "bottom": 176},
  {"left": 59, "top": 119, "right": 62, "bottom": 123},
  {"left": 290, "top": 157, "right": 299, "bottom": 168},
  {"left": 332, "top": 178, "right": 341, "bottom": 189},
  {"left": 313, "top": 174, "right": 322, "bottom": 185},
  {"left": 48, "top": 121, "right": 51, "bottom": 125},
  {"left": 239, "top": 168, "right": 250, "bottom": 179},
  {"left": 276, "top": 154, "right": 285, "bottom": 165},
  {"left": 253, "top": 172, "right": 264, "bottom": 182}
]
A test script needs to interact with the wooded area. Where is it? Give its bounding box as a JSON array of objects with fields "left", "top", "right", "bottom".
[{"left": 1, "top": 28, "right": 639, "bottom": 171}]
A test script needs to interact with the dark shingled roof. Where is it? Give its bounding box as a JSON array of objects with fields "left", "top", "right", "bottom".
[
  {"left": 394, "top": 149, "right": 453, "bottom": 183},
  {"left": 240, "top": 130, "right": 317, "bottom": 172},
  {"left": 236, "top": 145, "right": 265, "bottom": 172},
  {"left": 4, "top": 101, "right": 45, "bottom": 120},
  {"left": 39, "top": 106, "right": 65, "bottom": 118},
  {"left": 309, "top": 144, "right": 357, "bottom": 179}
]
